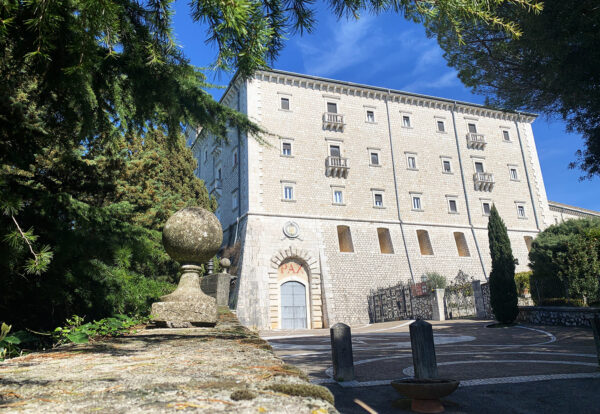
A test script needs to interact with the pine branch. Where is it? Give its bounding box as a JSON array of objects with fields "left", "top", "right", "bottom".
[{"left": 10, "top": 214, "right": 40, "bottom": 268}]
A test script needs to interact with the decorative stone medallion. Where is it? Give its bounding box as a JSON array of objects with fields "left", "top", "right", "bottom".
[{"left": 283, "top": 221, "right": 300, "bottom": 239}]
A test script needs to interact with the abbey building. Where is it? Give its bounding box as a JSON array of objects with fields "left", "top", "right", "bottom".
[{"left": 189, "top": 69, "right": 599, "bottom": 330}]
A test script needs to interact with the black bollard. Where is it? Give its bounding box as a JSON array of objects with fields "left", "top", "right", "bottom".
[
  {"left": 330, "top": 323, "right": 355, "bottom": 381},
  {"left": 592, "top": 314, "right": 600, "bottom": 367},
  {"left": 409, "top": 319, "right": 438, "bottom": 379}
]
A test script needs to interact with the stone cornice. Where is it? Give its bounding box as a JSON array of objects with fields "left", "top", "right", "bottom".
[
  {"left": 254, "top": 69, "right": 537, "bottom": 123},
  {"left": 548, "top": 201, "right": 600, "bottom": 218}
]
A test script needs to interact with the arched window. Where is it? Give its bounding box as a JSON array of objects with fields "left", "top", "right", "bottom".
[
  {"left": 377, "top": 228, "right": 394, "bottom": 254},
  {"left": 453, "top": 232, "right": 471, "bottom": 257},
  {"left": 417, "top": 230, "right": 434, "bottom": 256},
  {"left": 337, "top": 225, "right": 354, "bottom": 252}
]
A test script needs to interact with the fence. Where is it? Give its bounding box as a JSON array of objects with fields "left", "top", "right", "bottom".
[{"left": 367, "top": 282, "right": 433, "bottom": 323}]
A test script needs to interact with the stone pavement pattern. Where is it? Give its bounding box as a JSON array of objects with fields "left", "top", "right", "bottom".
[
  {"left": 262, "top": 319, "right": 600, "bottom": 413},
  {"left": 0, "top": 311, "right": 336, "bottom": 413}
]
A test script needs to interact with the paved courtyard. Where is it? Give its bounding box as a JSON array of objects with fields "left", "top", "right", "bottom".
[{"left": 260, "top": 319, "right": 600, "bottom": 413}]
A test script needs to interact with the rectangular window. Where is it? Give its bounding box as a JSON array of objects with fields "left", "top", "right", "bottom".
[
  {"left": 329, "top": 145, "right": 341, "bottom": 157},
  {"left": 327, "top": 102, "right": 337, "bottom": 113},
  {"left": 377, "top": 228, "right": 394, "bottom": 254},
  {"left": 366, "top": 110, "right": 375, "bottom": 123},
  {"left": 232, "top": 192, "right": 239, "bottom": 210},
  {"left": 374, "top": 193, "right": 383, "bottom": 207},
  {"left": 284, "top": 186, "right": 294, "bottom": 200},
  {"left": 280, "top": 97, "right": 290, "bottom": 110},
  {"left": 282, "top": 142, "right": 292, "bottom": 156},
  {"left": 474, "top": 161, "right": 484, "bottom": 173},
  {"left": 402, "top": 115, "right": 411, "bottom": 128},
  {"left": 443, "top": 160, "right": 452, "bottom": 173},
  {"left": 503, "top": 130, "right": 510, "bottom": 141},
  {"left": 448, "top": 199, "right": 458, "bottom": 213},
  {"left": 517, "top": 204, "right": 526, "bottom": 218},
  {"left": 333, "top": 190, "right": 343, "bottom": 205},
  {"left": 407, "top": 156, "right": 417, "bottom": 170},
  {"left": 509, "top": 167, "right": 519, "bottom": 181},
  {"left": 482, "top": 202, "right": 491, "bottom": 216},
  {"left": 468, "top": 123, "right": 477, "bottom": 133},
  {"left": 412, "top": 196, "right": 422, "bottom": 210},
  {"left": 370, "top": 152, "right": 379, "bottom": 165},
  {"left": 437, "top": 120, "right": 445, "bottom": 132},
  {"left": 218, "top": 168, "right": 222, "bottom": 181},
  {"left": 233, "top": 149, "right": 238, "bottom": 166}
]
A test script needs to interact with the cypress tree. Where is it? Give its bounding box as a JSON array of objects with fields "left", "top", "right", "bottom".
[{"left": 488, "top": 205, "right": 519, "bottom": 323}]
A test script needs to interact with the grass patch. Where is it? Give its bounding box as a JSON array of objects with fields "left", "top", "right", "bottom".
[
  {"left": 238, "top": 337, "right": 272, "bottom": 351},
  {"left": 230, "top": 389, "right": 256, "bottom": 401},
  {"left": 266, "top": 383, "right": 334, "bottom": 405}
]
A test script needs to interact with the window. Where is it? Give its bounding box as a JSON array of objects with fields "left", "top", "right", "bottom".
[
  {"left": 503, "top": 130, "right": 510, "bottom": 141},
  {"left": 333, "top": 189, "right": 344, "bottom": 205},
  {"left": 280, "top": 97, "right": 290, "bottom": 110},
  {"left": 442, "top": 160, "right": 452, "bottom": 173},
  {"left": 412, "top": 195, "right": 422, "bottom": 211},
  {"left": 374, "top": 193, "right": 383, "bottom": 207},
  {"left": 370, "top": 152, "right": 380, "bottom": 166},
  {"left": 517, "top": 203, "right": 526, "bottom": 218},
  {"left": 454, "top": 232, "right": 470, "bottom": 257},
  {"left": 233, "top": 149, "right": 238, "bottom": 166},
  {"left": 284, "top": 186, "right": 294, "bottom": 200},
  {"left": 482, "top": 202, "right": 491, "bottom": 216},
  {"left": 232, "top": 191, "right": 239, "bottom": 210},
  {"left": 524, "top": 236, "right": 533, "bottom": 252},
  {"left": 448, "top": 199, "right": 458, "bottom": 213},
  {"left": 407, "top": 155, "right": 417, "bottom": 170},
  {"left": 402, "top": 115, "right": 411, "bottom": 128},
  {"left": 218, "top": 168, "right": 222, "bottom": 181},
  {"left": 468, "top": 123, "right": 477, "bottom": 133},
  {"left": 337, "top": 225, "right": 354, "bottom": 253},
  {"left": 204, "top": 150, "right": 208, "bottom": 163},
  {"left": 329, "top": 145, "right": 341, "bottom": 157},
  {"left": 509, "top": 167, "right": 519, "bottom": 181},
  {"left": 437, "top": 120, "right": 445, "bottom": 132},
  {"left": 327, "top": 102, "right": 338, "bottom": 113},
  {"left": 377, "top": 228, "right": 394, "bottom": 254},
  {"left": 417, "top": 230, "right": 434, "bottom": 256},
  {"left": 282, "top": 142, "right": 292, "bottom": 156},
  {"left": 474, "top": 161, "right": 484, "bottom": 173},
  {"left": 366, "top": 110, "right": 375, "bottom": 123}
]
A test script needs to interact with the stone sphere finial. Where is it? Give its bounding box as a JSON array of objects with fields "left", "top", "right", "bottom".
[
  {"left": 162, "top": 207, "right": 223, "bottom": 265},
  {"left": 220, "top": 258, "right": 231, "bottom": 270}
]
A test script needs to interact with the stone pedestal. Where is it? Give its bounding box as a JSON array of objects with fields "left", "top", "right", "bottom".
[
  {"left": 330, "top": 323, "right": 355, "bottom": 382},
  {"left": 201, "top": 273, "right": 234, "bottom": 307},
  {"left": 152, "top": 265, "right": 217, "bottom": 327},
  {"left": 409, "top": 319, "right": 438, "bottom": 379},
  {"left": 431, "top": 289, "right": 445, "bottom": 321}
]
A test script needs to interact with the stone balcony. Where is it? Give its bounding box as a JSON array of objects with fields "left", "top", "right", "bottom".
[
  {"left": 326, "top": 156, "right": 349, "bottom": 178},
  {"left": 473, "top": 172, "right": 494, "bottom": 191},
  {"left": 323, "top": 112, "right": 345, "bottom": 131},
  {"left": 466, "top": 132, "right": 486, "bottom": 149}
]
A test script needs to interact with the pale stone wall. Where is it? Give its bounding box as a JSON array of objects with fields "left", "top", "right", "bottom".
[
  {"left": 190, "top": 69, "right": 587, "bottom": 329},
  {"left": 548, "top": 201, "right": 600, "bottom": 225}
]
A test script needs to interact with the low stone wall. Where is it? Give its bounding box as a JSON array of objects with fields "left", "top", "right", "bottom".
[{"left": 517, "top": 306, "right": 600, "bottom": 327}]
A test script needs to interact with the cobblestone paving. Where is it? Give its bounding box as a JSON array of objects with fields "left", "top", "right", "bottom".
[{"left": 0, "top": 311, "right": 336, "bottom": 413}]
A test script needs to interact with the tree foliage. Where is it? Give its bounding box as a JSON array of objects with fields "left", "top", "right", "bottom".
[
  {"left": 429, "top": 0, "right": 600, "bottom": 178},
  {"left": 488, "top": 205, "right": 518, "bottom": 323},
  {"left": 529, "top": 218, "right": 600, "bottom": 304}
]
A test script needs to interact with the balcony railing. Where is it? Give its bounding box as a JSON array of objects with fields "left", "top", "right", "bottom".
[
  {"left": 473, "top": 172, "right": 494, "bottom": 191},
  {"left": 323, "top": 112, "right": 345, "bottom": 131},
  {"left": 326, "top": 156, "right": 349, "bottom": 178},
  {"left": 466, "top": 132, "right": 486, "bottom": 149}
]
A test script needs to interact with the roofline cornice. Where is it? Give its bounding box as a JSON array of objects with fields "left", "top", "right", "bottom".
[{"left": 253, "top": 69, "right": 538, "bottom": 123}]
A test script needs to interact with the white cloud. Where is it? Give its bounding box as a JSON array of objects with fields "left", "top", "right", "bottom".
[{"left": 402, "top": 70, "right": 459, "bottom": 92}]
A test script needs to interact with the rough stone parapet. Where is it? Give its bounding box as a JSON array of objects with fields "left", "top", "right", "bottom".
[
  {"left": 517, "top": 306, "right": 600, "bottom": 328},
  {"left": 0, "top": 309, "right": 336, "bottom": 413}
]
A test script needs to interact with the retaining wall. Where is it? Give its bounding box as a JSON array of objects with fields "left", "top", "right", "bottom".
[{"left": 517, "top": 306, "right": 600, "bottom": 327}]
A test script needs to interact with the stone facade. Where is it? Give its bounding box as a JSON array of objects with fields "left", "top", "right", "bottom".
[
  {"left": 517, "top": 306, "right": 600, "bottom": 328},
  {"left": 190, "top": 69, "right": 591, "bottom": 330},
  {"left": 548, "top": 200, "right": 600, "bottom": 224}
]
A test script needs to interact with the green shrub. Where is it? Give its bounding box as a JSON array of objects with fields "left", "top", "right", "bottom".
[
  {"left": 424, "top": 272, "right": 447, "bottom": 290},
  {"left": 538, "top": 298, "right": 585, "bottom": 307},
  {"left": 488, "top": 205, "right": 519, "bottom": 323},
  {"left": 529, "top": 218, "right": 600, "bottom": 304},
  {"left": 53, "top": 314, "right": 148, "bottom": 345},
  {"left": 514, "top": 271, "right": 532, "bottom": 296}
]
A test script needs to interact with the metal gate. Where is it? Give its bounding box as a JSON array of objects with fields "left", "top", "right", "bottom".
[
  {"left": 367, "top": 282, "right": 432, "bottom": 323},
  {"left": 444, "top": 271, "right": 476, "bottom": 319},
  {"left": 281, "top": 281, "right": 307, "bottom": 329}
]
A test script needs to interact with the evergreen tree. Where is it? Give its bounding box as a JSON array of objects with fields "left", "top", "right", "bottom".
[{"left": 487, "top": 205, "right": 519, "bottom": 323}]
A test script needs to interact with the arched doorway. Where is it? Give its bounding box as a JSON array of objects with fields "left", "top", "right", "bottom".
[{"left": 280, "top": 281, "right": 307, "bottom": 329}]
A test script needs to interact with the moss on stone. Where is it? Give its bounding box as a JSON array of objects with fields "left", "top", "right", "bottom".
[
  {"left": 230, "top": 389, "right": 257, "bottom": 401},
  {"left": 266, "top": 383, "right": 334, "bottom": 405}
]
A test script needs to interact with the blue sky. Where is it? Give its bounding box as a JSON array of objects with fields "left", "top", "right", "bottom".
[{"left": 172, "top": 1, "right": 599, "bottom": 211}]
